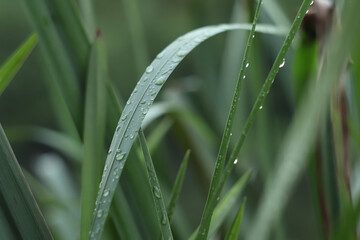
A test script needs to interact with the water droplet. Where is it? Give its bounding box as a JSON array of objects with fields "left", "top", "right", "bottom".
[
  {"left": 116, "top": 125, "right": 121, "bottom": 132},
  {"left": 279, "top": 58, "right": 285, "bottom": 68},
  {"left": 234, "top": 159, "right": 238, "bottom": 164},
  {"left": 129, "top": 134, "right": 134, "bottom": 140},
  {"left": 141, "top": 100, "right": 146, "bottom": 104},
  {"left": 172, "top": 57, "right": 181, "bottom": 63},
  {"left": 97, "top": 210, "right": 103, "bottom": 218},
  {"left": 116, "top": 153, "right": 125, "bottom": 161},
  {"left": 243, "top": 75, "right": 246, "bottom": 79},
  {"left": 306, "top": 10, "right": 309, "bottom": 14},
  {"left": 103, "top": 189, "right": 110, "bottom": 197},
  {"left": 156, "top": 52, "right": 164, "bottom": 59},
  {"left": 153, "top": 186, "right": 161, "bottom": 198},
  {"left": 161, "top": 215, "right": 167, "bottom": 225},
  {"left": 155, "top": 76, "right": 165, "bottom": 85},
  {"left": 108, "top": 149, "right": 112, "bottom": 155},
  {"left": 134, "top": 88, "right": 138, "bottom": 93},
  {"left": 146, "top": 65, "right": 153, "bottom": 73},
  {"left": 127, "top": 100, "right": 132, "bottom": 105},
  {"left": 246, "top": 63, "right": 249, "bottom": 68},
  {"left": 142, "top": 108, "right": 148, "bottom": 115},
  {"left": 310, "top": 0, "right": 314, "bottom": 5},
  {"left": 121, "top": 115, "right": 127, "bottom": 121},
  {"left": 177, "top": 50, "right": 187, "bottom": 57},
  {"left": 230, "top": 133, "right": 233, "bottom": 136},
  {"left": 252, "top": 34, "right": 255, "bottom": 38},
  {"left": 259, "top": 105, "right": 263, "bottom": 109}
]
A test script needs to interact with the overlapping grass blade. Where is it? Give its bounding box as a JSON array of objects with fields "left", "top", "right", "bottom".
[
  {"left": 21, "top": 0, "right": 83, "bottom": 131},
  {"left": 167, "top": 149, "right": 190, "bottom": 222},
  {"left": 89, "top": 23, "right": 286, "bottom": 240},
  {"left": 0, "top": 124, "right": 53, "bottom": 239},
  {"left": 47, "top": 0, "right": 90, "bottom": 73},
  {"left": 196, "top": 1, "right": 262, "bottom": 238},
  {"left": 224, "top": 197, "right": 246, "bottom": 240},
  {"left": 189, "top": 170, "right": 251, "bottom": 240},
  {"left": 247, "top": 0, "right": 360, "bottom": 239},
  {"left": 217, "top": 0, "right": 313, "bottom": 209},
  {"left": 80, "top": 35, "right": 107, "bottom": 240},
  {"left": 0, "top": 34, "right": 37, "bottom": 95},
  {"left": 138, "top": 128, "right": 173, "bottom": 240}
]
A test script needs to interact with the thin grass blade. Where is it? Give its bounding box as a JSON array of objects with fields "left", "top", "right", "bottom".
[
  {"left": 80, "top": 34, "right": 107, "bottom": 240},
  {"left": 89, "top": 23, "right": 285, "bottom": 240},
  {"left": 21, "top": 0, "right": 83, "bottom": 131},
  {"left": 247, "top": 0, "right": 360, "bottom": 239},
  {"left": 167, "top": 149, "right": 190, "bottom": 222},
  {"left": 196, "top": 1, "right": 263, "bottom": 238},
  {"left": 189, "top": 170, "right": 252, "bottom": 240},
  {"left": 138, "top": 128, "right": 173, "bottom": 239},
  {"left": 0, "top": 34, "right": 37, "bottom": 95},
  {"left": 224, "top": 197, "right": 247, "bottom": 240},
  {"left": 0, "top": 124, "right": 53, "bottom": 239}
]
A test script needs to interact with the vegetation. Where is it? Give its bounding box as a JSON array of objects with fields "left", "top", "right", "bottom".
[{"left": 0, "top": 0, "right": 360, "bottom": 239}]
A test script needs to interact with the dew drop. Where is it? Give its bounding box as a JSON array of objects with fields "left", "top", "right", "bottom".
[
  {"left": 234, "top": 158, "right": 238, "bottom": 164},
  {"left": 259, "top": 105, "right": 263, "bottom": 109},
  {"left": 156, "top": 52, "right": 164, "bottom": 59},
  {"left": 103, "top": 189, "right": 110, "bottom": 197},
  {"left": 310, "top": 1, "right": 314, "bottom": 5},
  {"left": 116, "top": 125, "right": 121, "bottom": 132},
  {"left": 161, "top": 215, "right": 167, "bottom": 225},
  {"left": 246, "top": 63, "right": 249, "bottom": 68},
  {"left": 97, "top": 210, "right": 103, "bottom": 218},
  {"left": 155, "top": 76, "right": 166, "bottom": 85},
  {"left": 279, "top": 58, "right": 285, "bottom": 68},
  {"left": 129, "top": 135, "right": 134, "bottom": 140},
  {"left": 108, "top": 149, "right": 112, "bottom": 155},
  {"left": 306, "top": 10, "right": 309, "bottom": 14},
  {"left": 127, "top": 100, "right": 132, "bottom": 105},
  {"left": 141, "top": 100, "right": 146, "bottom": 104},
  {"left": 243, "top": 75, "right": 246, "bottom": 79},
  {"left": 121, "top": 115, "right": 127, "bottom": 121},
  {"left": 134, "top": 88, "right": 138, "bottom": 93},
  {"left": 146, "top": 65, "right": 153, "bottom": 73},
  {"left": 177, "top": 50, "right": 187, "bottom": 57},
  {"left": 153, "top": 186, "right": 161, "bottom": 198},
  {"left": 142, "top": 108, "right": 148, "bottom": 115},
  {"left": 116, "top": 153, "right": 125, "bottom": 161},
  {"left": 252, "top": 34, "right": 255, "bottom": 38}
]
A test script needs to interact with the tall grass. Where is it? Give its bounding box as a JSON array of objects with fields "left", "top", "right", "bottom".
[{"left": 0, "top": 0, "right": 360, "bottom": 239}]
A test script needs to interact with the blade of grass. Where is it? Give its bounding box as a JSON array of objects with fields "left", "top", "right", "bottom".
[
  {"left": 21, "top": 0, "right": 83, "bottom": 131},
  {"left": 0, "top": 124, "right": 53, "bottom": 239},
  {"left": 48, "top": 0, "right": 90, "bottom": 74},
  {"left": 138, "top": 128, "right": 173, "bottom": 240},
  {"left": 224, "top": 197, "right": 247, "bottom": 240},
  {"left": 218, "top": 0, "right": 313, "bottom": 207},
  {"left": 0, "top": 34, "right": 37, "bottom": 95},
  {"left": 81, "top": 33, "right": 107, "bottom": 240},
  {"left": 167, "top": 149, "right": 190, "bottom": 222},
  {"left": 196, "top": 1, "right": 262, "bottom": 238},
  {"left": 111, "top": 188, "right": 142, "bottom": 240},
  {"left": 78, "top": 0, "right": 96, "bottom": 38},
  {"left": 247, "top": 0, "right": 360, "bottom": 239},
  {"left": 89, "top": 23, "right": 286, "bottom": 240},
  {"left": 189, "top": 170, "right": 252, "bottom": 240}
]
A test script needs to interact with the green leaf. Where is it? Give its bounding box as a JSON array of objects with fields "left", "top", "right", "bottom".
[
  {"left": 0, "top": 34, "right": 37, "bottom": 95},
  {"left": 89, "top": 23, "right": 286, "bottom": 240},
  {"left": 225, "top": 197, "right": 247, "bottom": 240},
  {"left": 138, "top": 128, "right": 173, "bottom": 240},
  {"left": 81, "top": 35, "right": 107, "bottom": 240},
  {"left": 0, "top": 124, "right": 53, "bottom": 239},
  {"left": 167, "top": 149, "right": 190, "bottom": 222},
  {"left": 21, "top": 0, "right": 83, "bottom": 132},
  {"left": 196, "top": 1, "right": 263, "bottom": 238},
  {"left": 189, "top": 170, "right": 252, "bottom": 240}
]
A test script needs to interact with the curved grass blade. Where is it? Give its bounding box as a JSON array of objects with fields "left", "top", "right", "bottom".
[
  {"left": 89, "top": 23, "right": 286, "bottom": 240},
  {"left": 224, "top": 197, "right": 246, "bottom": 240},
  {"left": 138, "top": 128, "right": 173, "bottom": 240},
  {"left": 189, "top": 170, "right": 252, "bottom": 240},
  {"left": 167, "top": 149, "right": 190, "bottom": 222},
  {"left": 0, "top": 34, "right": 37, "bottom": 95},
  {"left": 247, "top": 0, "right": 360, "bottom": 239},
  {"left": 0, "top": 124, "right": 53, "bottom": 239},
  {"left": 81, "top": 35, "right": 107, "bottom": 240},
  {"left": 196, "top": 1, "right": 263, "bottom": 238}
]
